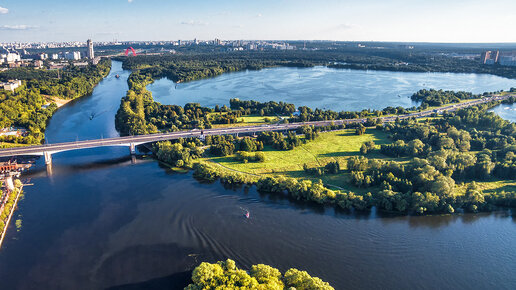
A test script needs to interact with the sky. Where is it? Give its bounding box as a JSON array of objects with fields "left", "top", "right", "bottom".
[{"left": 0, "top": 0, "right": 515, "bottom": 43}]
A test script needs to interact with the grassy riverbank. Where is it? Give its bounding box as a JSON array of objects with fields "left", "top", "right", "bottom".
[{"left": 0, "top": 183, "right": 24, "bottom": 249}]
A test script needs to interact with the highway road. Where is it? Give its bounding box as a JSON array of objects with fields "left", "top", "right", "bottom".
[{"left": 0, "top": 94, "right": 511, "bottom": 158}]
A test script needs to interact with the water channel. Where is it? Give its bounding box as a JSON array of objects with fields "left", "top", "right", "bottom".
[{"left": 0, "top": 61, "right": 515, "bottom": 290}]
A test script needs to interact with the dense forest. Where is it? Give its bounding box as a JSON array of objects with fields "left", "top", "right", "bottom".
[
  {"left": 185, "top": 259, "right": 333, "bottom": 290},
  {"left": 0, "top": 59, "right": 111, "bottom": 145},
  {"left": 118, "top": 48, "right": 516, "bottom": 83},
  {"left": 189, "top": 101, "right": 516, "bottom": 215}
]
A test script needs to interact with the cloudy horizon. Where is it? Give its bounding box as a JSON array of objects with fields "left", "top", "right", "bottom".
[{"left": 0, "top": 0, "right": 515, "bottom": 43}]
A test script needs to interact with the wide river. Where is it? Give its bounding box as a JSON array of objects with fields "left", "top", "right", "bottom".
[{"left": 0, "top": 61, "right": 515, "bottom": 290}]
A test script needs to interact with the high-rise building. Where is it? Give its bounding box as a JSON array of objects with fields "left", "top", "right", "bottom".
[
  {"left": 480, "top": 50, "right": 499, "bottom": 64},
  {"left": 86, "top": 39, "right": 94, "bottom": 60},
  {"left": 64, "top": 51, "right": 81, "bottom": 60}
]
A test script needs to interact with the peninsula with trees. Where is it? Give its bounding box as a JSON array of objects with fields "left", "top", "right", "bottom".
[{"left": 114, "top": 52, "right": 516, "bottom": 216}]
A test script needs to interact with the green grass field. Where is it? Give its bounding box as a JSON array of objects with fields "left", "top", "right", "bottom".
[
  {"left": 205, "top": 127, "right": 515, "bottom": 194},
  {"left": 209, "top": 114, "right": 281, "bottom": 128},
  {"left": 456, "top": 180, "right": 516, "bottom": 195},
  {"left": 205, "top": 128, "right": 392, "bottom": 188}
]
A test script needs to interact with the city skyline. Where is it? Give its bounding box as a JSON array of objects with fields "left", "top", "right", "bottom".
[{"left": 0, "top": 0, "right": 516, "bottom": 43}]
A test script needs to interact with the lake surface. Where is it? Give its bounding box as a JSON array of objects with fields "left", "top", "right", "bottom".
[
  {"left": 0, "top": 61, "right": 515, "bottom": 290},
  {"left": 148, "top": 66, "right": 516, "bottom": 111},
  {"left": 491, "top": 102, "right": 516, "bottom": 122}
]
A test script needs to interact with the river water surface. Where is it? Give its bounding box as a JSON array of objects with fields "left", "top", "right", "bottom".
[{"left": 0, "top": 61, "right": 515, "bottom": 290}]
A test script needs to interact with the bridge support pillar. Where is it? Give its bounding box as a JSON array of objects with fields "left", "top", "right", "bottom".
[
  {"left": 129, "top": 143, "right": 136, "bottom": 155},
  {"left": 44, "top": 152, "right": 52, "bottom": 165}
]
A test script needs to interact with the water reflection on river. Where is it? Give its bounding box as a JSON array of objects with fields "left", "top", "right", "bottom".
[{"left": 0, "top": 62, "right": 515, "bottom": 290}]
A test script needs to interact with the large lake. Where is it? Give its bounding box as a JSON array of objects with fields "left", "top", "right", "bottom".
[
  {"left": 0, "top": 62, "right": 515, "bottom": 290},
  {"left": 148, "top": 66, "right": 516, "bottom": 111}
]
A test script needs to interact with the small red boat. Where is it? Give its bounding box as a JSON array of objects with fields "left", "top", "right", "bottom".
[{"left": 245, "top": 211, "right": 250, "bottom": 218}]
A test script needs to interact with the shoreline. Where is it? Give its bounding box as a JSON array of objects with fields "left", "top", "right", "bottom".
[{"left": 0, "top": 185, "right": 23, "bottom": 249}]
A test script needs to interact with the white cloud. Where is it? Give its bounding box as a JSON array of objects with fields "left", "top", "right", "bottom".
[
  {"left": 128, "top": 0, "right": 133, "bottom": 3},
  {"left": 332, "top": 23, "right": 358, "bottom": 31},
  {"left": 0, "top": 25, "right": 38, "bottom": 30},
  {"left": 180, "top": 20, "right": 208, "bottom": 26},
  {"left": 0, "top": 6, "right": 8, "bottom": 14},
  {"left": 256, "top": 13, "right": 262, "bottom": 17}
]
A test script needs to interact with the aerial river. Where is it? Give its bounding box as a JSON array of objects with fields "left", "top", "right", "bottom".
[{"left": 0, "top": 61, "right": 515, "bottom": 290}]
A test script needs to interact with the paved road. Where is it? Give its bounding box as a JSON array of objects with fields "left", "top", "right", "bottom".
[{"left": 0, "top": 94, "right": 511, "bottom": 158}]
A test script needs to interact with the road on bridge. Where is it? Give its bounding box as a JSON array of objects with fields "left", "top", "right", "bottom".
[{"left": 0, "top": 94, "right": 511, "bottom": 159}]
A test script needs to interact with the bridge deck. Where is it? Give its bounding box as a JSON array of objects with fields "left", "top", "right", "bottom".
[{"left": 0, "top": 95, "right": 510, "bottom": 158}]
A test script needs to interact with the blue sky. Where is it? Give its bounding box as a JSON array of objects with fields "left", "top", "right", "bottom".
[{"left": 0, "top": 0, "right": 515, "bottom": 42}]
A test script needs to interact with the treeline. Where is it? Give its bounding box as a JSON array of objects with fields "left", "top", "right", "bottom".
[
  {"left": 291, "top": 105, "right": 407, "bottom": 123},
  {"left": 303, "top": 161, "right": 340, "bottom": 176},
  {"left": 349, "top": 154, "right": 515, "bottom": 213},
  {"left": 230, "top": 98, "right": 296, "bottom": 116},
  {"left": 0, "top": 59, "right": 111, "bottom": 100},
  {"left": 327, "top": 51, "right": 516, "bottom": 80},
  {"left": 121, "top": 48, "right": 516, "bottom": 82},
  {"left": 192, "top": 161, "right": 372, "bottom": 210},
  {"left": 185, "top": 259, "right": 333, "bottom": 290},
  {"left": 352, "top": 104, "right": 516, "bottom": 213},
  {"left": 154, "top": 139, "right": 204, "bottom": 168},
  {"left": 119, "top": 52, "right": 330, "bottom": 83},
  {"left": 0, "top": 59, "right": 111, "bottom": 144},
  {"left": 410, "top": 89, "right": 477, "bottom": 107}
]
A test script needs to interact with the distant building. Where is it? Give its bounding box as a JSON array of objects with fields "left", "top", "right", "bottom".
[
  {"left": 92, "top": 57, "right": 101, "bottom": 65},
  {"left": 64, "top": 51, "right": 81, "bottom": 60},
  {"left": 51, "top": 53, "right": 60, "bottom": 60},
  {"left": 73, "top": 62, "right": 89, "bottom": 67},
  {"left": 6, "top": 52, "right": 21, "bottom": 63},
  {"left": 0, "top": 127, "right": 27, "bottom": 137},
  {"left": 33, "top": 60, "right": 44, "bottom": 68},
  {"left": 499, "top": 55, "right": 516, "bottom": 66},
  {"left": 86, "top": 39, "right": 94, "bottom": 60},
  {"left": 1, "top": 80, "right": 22, "bottom": 91},
  {"left": 480, "top": 50, "right": 499, "bottom": 64},
  {"left": 8, "top": 62, "right": 20, "bottom": 68}
]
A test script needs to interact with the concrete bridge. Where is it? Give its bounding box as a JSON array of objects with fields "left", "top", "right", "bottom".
[
  {"left": 0, "top": 94, "right": 510, "bottom": 165},
  {"left": 0, "top": 121, "right": 350, "bottom": 165}
]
